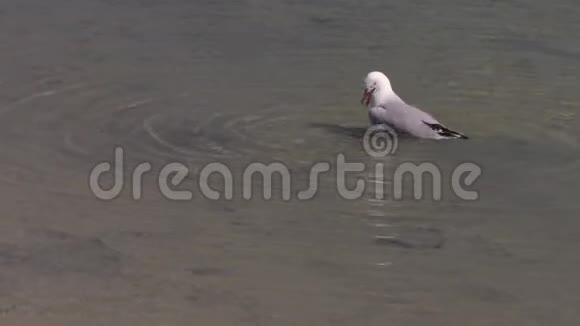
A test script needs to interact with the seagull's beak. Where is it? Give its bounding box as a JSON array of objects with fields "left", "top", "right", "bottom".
[{"left": 360, "top": 88, "right": 373, "bottom": 106}]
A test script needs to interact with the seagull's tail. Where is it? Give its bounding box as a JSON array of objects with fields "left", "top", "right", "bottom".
[{"left": 423, "top": 121, "right": 468, "bottom": 140}]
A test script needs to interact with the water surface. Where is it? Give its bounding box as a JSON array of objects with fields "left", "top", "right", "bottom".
[{"left": 0, "top": 0, "right": 579, "bottom": 325}]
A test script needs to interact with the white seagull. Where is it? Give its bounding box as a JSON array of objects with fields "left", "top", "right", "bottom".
[{"left": 361, "top": 71, "right": 467, "bottom": 139}]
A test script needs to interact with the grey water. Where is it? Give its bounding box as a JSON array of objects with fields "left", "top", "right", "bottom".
[{"left": 0, "top": 0, "right": 579, "bottom": 325}]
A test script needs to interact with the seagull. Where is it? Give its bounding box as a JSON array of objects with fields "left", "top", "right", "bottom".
[{"left": 361, "top": 71, "right": 467, "bottom": 139}]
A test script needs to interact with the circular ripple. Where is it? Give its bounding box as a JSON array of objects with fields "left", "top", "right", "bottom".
[
  {"left": 139, "top": 109, "right": 314, "bottom": 161},
  {"left": 0, "top": 77, "right": 343, "bottom": 197}
]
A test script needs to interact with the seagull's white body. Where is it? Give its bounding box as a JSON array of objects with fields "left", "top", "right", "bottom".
[{"left": 361, "top": 71, "right": 467, "bottom": 139}]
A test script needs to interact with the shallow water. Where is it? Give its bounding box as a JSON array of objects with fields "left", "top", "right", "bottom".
[{"left": 0, "top": 0, "right": 579, "bottom": 325}]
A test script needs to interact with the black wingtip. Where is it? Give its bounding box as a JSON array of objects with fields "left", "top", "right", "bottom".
[
  {"left": 423, "top": 121, "right": 468, "bottom": 140},
  {"left": 446, "top": 131, "right": 469, "bottom": 140}
]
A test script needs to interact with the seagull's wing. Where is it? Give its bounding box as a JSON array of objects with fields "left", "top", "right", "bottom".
[{"left": 369, "top": 101, "right": 467, "bottom": 139}]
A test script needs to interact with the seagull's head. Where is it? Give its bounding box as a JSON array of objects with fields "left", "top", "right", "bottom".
[{"left": 361, "top": 71, "right": 393, "bottom": 106}]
